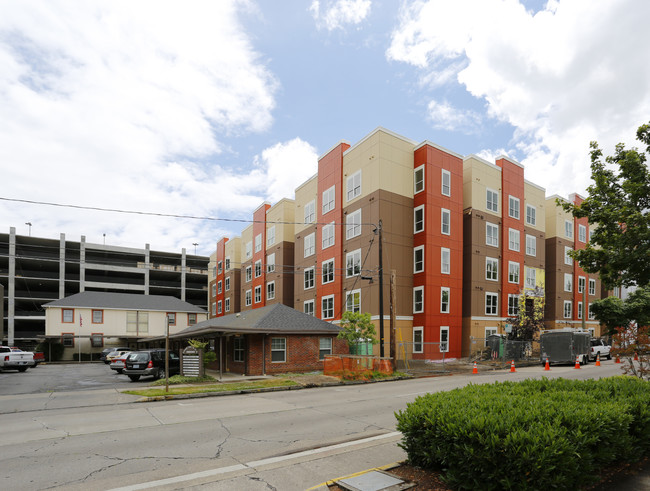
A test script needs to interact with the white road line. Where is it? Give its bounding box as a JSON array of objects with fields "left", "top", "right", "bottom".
[{"left": 108, "top": 431, "right": 402, "bottom": 491}]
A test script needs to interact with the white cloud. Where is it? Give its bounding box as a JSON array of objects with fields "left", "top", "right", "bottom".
[
  {"left": 388, "top": 0, "right": 650, "bottom": 197},
  {"left": 0, "top": 0, "right": 280, "bottom": 254},
  {"left": 310, "top": 0, "right": 372, "bottom": 31},
  {"left": 427, "top": 99, "right": 481, "bottom": 133}
]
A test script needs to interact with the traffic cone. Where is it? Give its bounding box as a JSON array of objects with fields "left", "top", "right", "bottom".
[
  {"left": 616, "top": 354, "right": 621, "bottom": 363},
  {"left": 595, "top": 353, "right": 601, "bottom": 366},
  {"left": 472, "top": 362, "right": 478, "bottom": 374},
  {"left": 510, "top": 360, "right": 516, "bottom": 373},
  {"left": 544, "top": 358, "right": 550, "bottom": 371},
  {"left": 574, "top": 355, "right": 581, "bottom": 369},
  {"left": 634, "top": 352, "right": 639, "bottom": 361}
]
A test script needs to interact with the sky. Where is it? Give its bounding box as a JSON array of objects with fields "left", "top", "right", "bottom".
[{"left": 1, "top": 0, "right": 649, "bottom": 256}]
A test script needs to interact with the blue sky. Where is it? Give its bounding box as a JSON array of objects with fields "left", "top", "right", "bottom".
[{"left": 1, "top": 0, "right": 648, "bottom": 255}]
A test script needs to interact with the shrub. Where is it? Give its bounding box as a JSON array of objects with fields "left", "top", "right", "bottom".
[
  {"left": 395, "top": 377, "right": 650, "bottom": 490},
  {"left": 36, "top": 342, "right": 64, "bottom": 362}
]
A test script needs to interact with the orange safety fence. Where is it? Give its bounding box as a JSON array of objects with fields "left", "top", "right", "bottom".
[{"left": 323, "top": 355, "right": 393, "bottom": 379}]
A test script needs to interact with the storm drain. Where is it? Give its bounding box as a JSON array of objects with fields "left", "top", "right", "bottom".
[{"left": 336, "top": 470, "right": 415, "bottom": 491}]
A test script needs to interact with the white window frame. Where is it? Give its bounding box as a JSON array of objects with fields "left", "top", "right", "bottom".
[
  {"left": 565, "top": 220, "right": 573, "bottom": 239},
  {"left": 304, "top": 267, "right": 315, "bottom": 290},
  {"left": 414, "top": 245, "right": 424, "bottom": 273},
  {"left": 486, "top": 257, "right": 498, "bottom": 281},
  {"left": 267, "top": 226, "right": 276, "bottom": 247},
  {"left": 526, "top": 235, "right": 536, "bottom": 256},
  {"left": 525, "top": 266, "right": 536, "bottom": 289},
  {"left": 486, "top": 188, "right": 498, "bottom": 213},
  {"left": 217, "top": 261, "right": 223, "bottom": 274},
  {"left": 564, "top": 300, "right": 572, "bottom": 319},
  {"left": 508, "top": 294, "right": 519, "bottom": 316},
  {"left": 577, "top": 301, "right": 583, "bottom": 319},
  {"left": 271, "top": 337, "right": 286, "bottom": 363},
  {"left": 589, "top": 279, "right": 596, "bottom": 296},
  {"left": 441, "top": 208, "right": 450, "bottom": 235},
  {"left": 509, "top": 228, "right": 520, "bottom": 252},
  {"left": 255, "top": 233, "right": 262, "bottom": 253},
  {"left": 225, "top": 257, "right": 231, "bottom": 271},
  {"left": 225, "top": 297, "right": 230, "bottom": 312},
  {"left": 245, "top": 289, "right": 252, "bottom": 307},
  {"left": 440, "top": 326, "right": 449, "bottom": 353},
  {"left": 486, "top": 223, "right": 499, "bottom": 247},
  {"left": 255, "top": 260, "right": 262, "bottom": 278},
  {"left": 254, "top": 285, "right": 262, "bottom": 303},
  {"left": 304, "top": 200, "right": 315, "bottom": 224},
  {"left": 564, "top": 246, "right": 573, "bottom": 265},
  {"left": 441, "top": 247, "right": 450, "bottom": 274},
  {"left": 346, "top": 249, "right": 361, "bottom": 277},
  {"left": 509, "top": 196, "right": 520, "bottom": 219},
  {"left": 304, "top": 233, "right": 315, "bottom": 257},
  {"left": 441, "top": 287, "right": 450, "bottom": 314},
  {"left": 346, "top": 289, "right": 361, "bottom": 313},
  {"left": 578, "top": 224, "right": 586, "bottom": 242},
  {"left": 225, "top": 276, "right": 230, "bottom": 291},
  {"left": 414, "top": 205, "right": 424, "bottom": 233},
  {"left": 322, "top": 222, "right": 335, "bottom": 249},
  {"left": 526, "top": 204, "right": 536, "bottom": 226},
  {"left": 266, "top": 281, "right": 275, "bottom": 301},
  {"left": 508, "top": 261, "right": 520, "bottom": 284},
  {"left": 578, "top": 276, "right": 586, "bottom": 294},
  {"left": 564, "top": 273, "right": 573, "bottom": 292},
  {"left": 212, "top": 283, "right": 217, "bottom": 297},
  {"left": 346, "top": 170, "right": 361, "bottom": 201},
  {"left": 441, "top": 169, "right": 451, "bottom": 197},
  {"left": 217, "top": 300, "right": 222, "bottom": 314},
  {"left": 322, "top": 295, "right": 334, "bottom": 319},
  {"left": 413, "top": 327, "right": 423, "bottom": 353},
  {"left": 414, "top": 165, "right": 425, "bottom": 194},
  {"left": 319, "top": 337, "right": 333, "bottom": 360},
  {"left": 346, "top": 209, "right": 361, "bottom": 239},
  {"left": 217, "top": 280, "right": 222, "bottom": 294},
  {"left": 588, "top": 303, "right": 595, "bottom": 320},
  {"left": 246, "top": 241, "right": 252, "bottom": 259},
  {"left": 413, "top": 286, "right": 424, "bottom": 313},
  {"left": 267, "top": 253, "right": 275, "bottom": 273},
  {"left": 304, "top": 300, "right": 315, "bottom": 316},
  {"left": 485, "top": 293, "right": 498, "bottom": 316},
  {"left": 212, "top": 302, "right": 216, "bottom": 316},
  {"left": 245, "top": 265, "right": 252, "bottom": 282},
  {"left": 322, "top": 186, "right": 335, "bottom": 214},
  {"left": 322, "top": 259, "right": 335, "bottom": 284}
]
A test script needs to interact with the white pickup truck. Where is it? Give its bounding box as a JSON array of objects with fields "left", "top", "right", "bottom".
[
  {"left": 589, "top": 338, "right": 612, "bottom": 361},
  {"left": 0, "top": 346, "right": 34, "bottom": 372}
]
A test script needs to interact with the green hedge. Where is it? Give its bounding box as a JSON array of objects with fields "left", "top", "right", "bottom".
[{"left": 395, "top": 377, "right": 650, "bottom": 490}]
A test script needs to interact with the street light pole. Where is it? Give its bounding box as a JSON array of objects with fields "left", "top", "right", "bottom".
[
  {"left": 165, "top": 315, "right": 170, "bottom": 393},
  {"left": 378, "top": 220, "right": 384, "bottom": 358},
  {"left": 192, "top": 242, "right": 198, "bottom": 255},
  {"left": 25, "top": 222, "right": 32, "bottom": 236}
]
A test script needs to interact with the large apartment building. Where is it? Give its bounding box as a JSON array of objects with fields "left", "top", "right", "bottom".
[{"left": 1, "top": 227, "right": 208, "bottom": 346}]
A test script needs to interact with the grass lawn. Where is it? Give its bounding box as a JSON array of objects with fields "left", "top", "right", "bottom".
[{"left": 122, "top": 378, "right": 299, "bottom": 397}]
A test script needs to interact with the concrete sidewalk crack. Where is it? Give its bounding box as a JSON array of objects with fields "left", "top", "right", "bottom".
[{"left": 248, "top": 475, "right": 278, "bottom": 490}]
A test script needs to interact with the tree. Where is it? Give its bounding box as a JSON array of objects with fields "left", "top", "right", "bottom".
[
  {"left": 558, "top": 122, "right": 650, "bottom": 289},
  {"left": 506, "top": 291, "right": 545, "bottom": 341},
  {"left": 337, "top": 311, "right": 378, "bottom": 348},
  {"left": 589, "top": 295, "right": 628, "bottom": 337}
]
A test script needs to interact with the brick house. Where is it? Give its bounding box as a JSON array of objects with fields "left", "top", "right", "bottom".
[{"left": 170, "top": 303, "right": 347, "bottom": 375}]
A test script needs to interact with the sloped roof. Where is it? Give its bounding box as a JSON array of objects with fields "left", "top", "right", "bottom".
[
  {"left": 170, "top": 303, "right": 340, "bottom": 338},
  {"left": 43, "top": 291, "right": 206, "bottom": 313}
]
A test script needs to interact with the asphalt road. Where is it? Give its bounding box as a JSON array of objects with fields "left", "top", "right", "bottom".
[{"left": 0, "top": 361, "right": 624, "bottom": 490}]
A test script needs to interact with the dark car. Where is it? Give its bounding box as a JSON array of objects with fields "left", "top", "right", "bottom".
[
  {"left": 123, "top": 349, "right": 180, "bottom": 382},
  {"left": 100, "top": 347, "right": 131, "bottom": 363}
]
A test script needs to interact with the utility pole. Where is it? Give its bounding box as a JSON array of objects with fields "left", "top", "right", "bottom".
[
  {"left": 378, "top": 220, "right": 384, "bottom": 358},
  {"left": 390, "top": 269, "right": 396, "bottom": 369}
]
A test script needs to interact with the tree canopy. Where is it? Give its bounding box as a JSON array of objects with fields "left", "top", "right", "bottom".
[
  {"left": 336, "top": 311, "right": 378, "bottom": 347},
  {"left": 590, "top": 286, "right": 650, "bottom": 336},
  {"left": 559, "top": 122, "right": 650, "bottom": 289}
]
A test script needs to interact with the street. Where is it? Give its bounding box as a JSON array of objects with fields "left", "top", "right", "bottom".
[{"left": 0, "top": 361, "right": 622, "bottom": 490}]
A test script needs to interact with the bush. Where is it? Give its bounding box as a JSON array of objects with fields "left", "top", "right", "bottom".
[{"left": 395, "top": 377, "right": 650, "bottom": 490}]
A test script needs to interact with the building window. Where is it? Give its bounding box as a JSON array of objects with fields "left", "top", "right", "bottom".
[
  {"left": 347, "top": 170, "right": 361, "bottom": 201},
  {"left": 255, "top": 260, "right": 262, "bottom": 278},
  {"left": 322, "top": 186, "right": 335, "bottom": 214},
  {"left": 564, "top": 273, "right": 573, "bottom": 292},
  {"left": 564, "top": 300, "right": 572, "bottom": 318},
  {"left": 614, "top": 286, "right": 621, "bottom": 298},
  {"left": 225, "top": 298, "right": 230, "bottom": 312},
  {"left": 225, "top": 276, "right": 230, "bottom": 291},
  {"left": 508, "top": 294, "right": 519, "bottom": 316},
  {"left": 486, "top": 189, "right": 498, "bottom": 213},
  {"left": 414, "top": 246, "right": 424, "bottom": 273},
  {"left": 304, "top": 267, "right": 315, "bottom": 289},
  {"left": 167, "top": 312, "right": 176, "bottom": 325},
  {"left": 245, "top": 289, "right": 252, "bottom": 306},
  {"left": 414, "top": 165, "right": 424, "bottom": 194},
  {"left": 62, "top": 308, "right": 74, "bottom": 323},
  {"left": 217, "top": 301, "right": 222, "bottom": 314},
  {"left": 213, "top": 265, "right": 217, "bottom": 278},
  {"left": 486, "top": 223, "right": 499, "bottom": 247},
  {"left": 266, "top": 281, "right": 275, "bottom": 300},
  {"left": 319, "top": 337, "right": 333, "bottom": 359},
  {"left": 346, "top": 209, "right": 361, "bottom": 239},
  {"left": 304, "top": 300, "right": 315, "bottom": 316},
  {"left": 304, "top": 233, "right": 315, "bottom": 257},
  {"left": 526, "top": 205, "right": 536, "bottom": 226},
  {"left": 413, "top": 286, "right": 424, "bottom": 313},
  {"left": 267, "top": 253, "right": 275, "bottom": 273},
  {"left": 90, "top": 333, "right": 103, "bottom": 348},
  {"left": 225, "top": 257, "right": 231, "bottom": 270},
  {"left": 246, "top": 265, "right": 252, "bottom": 282},
  {"left": 441, "top": 247, "right": 450, "bottom": 274},
  {"left": 440, "top": 327, "right": 449, "bottom": 353},
  {"left": 578, "top": 224, "right": 586, "bottom": 242},
  {"left": 485, "top": 293, "right": 498, "bottom": 315},
  {"left": 127, "top": 312, "right": 148, "bottom": 333},
  {"left": 578, "top": 301, "right": 583, "bottom": 319},
  {"left": 218, "top": 261, "right": 223, "bottom": 274},
  {"left": 346, "top": 290, "right": 361, "bottom": 313},
  {"left": 588, "top": 303, "right": 595, "bottom": 320},
  {"left": 188, "top": 313, "right": 197, "bottom": 325},
  {"left": 589, "top": 279, "right": 596, "bottom": 296},
  {"left": 441, "top": 287, "right": 450, "bottom": 313},
  {"left": 486, "top": 257, "right": 498, "bottom": 281},
  {"left": 322, "top": 259, "right": 335, "bottom": 284},
  {"left": 565, "top": 220, "right": 573, "bottom": 239},
  {"left": 441, "top": 208, "right": 450, "bottom": 235},
  {"left": 413, "top": 327, "right": 423, "bottom": 353},
  {"left": 509, "top": 262, "right": 520, "bottom": 284},
  {"left": 271, "top": 337, "right": 286, "bottom": 362},
  {"left": 246, "top": 241, "right": 252, "bottom": 259},
  {"left": 564, "top": 246, "right": 573, "bottom": 265},
  {"left": 441, "top": 169, "right": 451, "bottom": 197},
  {"left": 578, "top": 276, "right": 586, "bottom": 294},
  {"left": 322, "top": 296, "right": 334, "bottom": 319},
  {"left": 212, "top": 283, "right": 217, "bottom": 297},
  {"left": 211, "top": 302, "right": 216, "bottom": 315},
  {"left": 234, "top": 337, "right": 244, "bottom": 362},
  {"left": 346, "top": 249, "right": 361, "bottom": 277},
  {"left": 255, "top": 233, "right": 262, "bottom": 253},
  {"left": 414, "top": 205, "right": 424, "bottom": 233},
  {"left": 267, "top": 226, "right": 276, "bottom": 247},
  {"left": 322, "top": 222, "right": 335, "bottom": 249},
  {"left": 509, "top": 196, "right": 520, "bottom": 219},
  {"left": 218, "top": 280, "right": 222, "bottom": 294},
  {"left": 304, "top": 200, "right": 315, "bottom": 224},
  {"left": 62, "top": 333, "right": 74, "bottom": 347},
  {"left": 509, "top": 228, "right": 520, "bottom": 252},
  {"left": 525, "top": 267, "right": 536, "bottom": 289},
  {"left": 525, "top": 235, "right": 536, "bottom": 256},
  {"left": 92, "top": 310, "right": 103, "bottom": 324},
  {"left": 254, "top": 286, "right": 262, "bottom": 303}
]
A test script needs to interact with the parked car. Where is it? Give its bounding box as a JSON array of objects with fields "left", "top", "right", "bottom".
[
  {"left": 101, "top": 347, "right": 131, "bottom": 363},
  {"left": 11, "top": 348, "right": 42, "bottom": 367},
  {"left": 105, "top": 350, "right": 130, "bottom": 365},
  {"left": 123, "top": 349, "right": 180, "bottom": 382},
  {"left": 0, "top": 346, "right": 34, "bottom": 372},
  {"left": 589, "top": 338, "right": 612, "bottom": 361},
  {"left": 109, "top": 352, "right": 131, "bottom": 374}
]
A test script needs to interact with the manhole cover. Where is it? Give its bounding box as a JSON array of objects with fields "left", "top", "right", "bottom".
[{"left": 336, "top": 470, "right": 415, "bottom": 491}]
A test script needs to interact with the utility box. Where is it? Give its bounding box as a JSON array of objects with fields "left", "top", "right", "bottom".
[
  {"left": 181, "top": 346, "right": 204, "bottom": 377},
  {"left": 540, "top": 329, "right": 591, "bottom": 365}
]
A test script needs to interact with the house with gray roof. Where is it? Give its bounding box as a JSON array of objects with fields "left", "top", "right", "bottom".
[{"left": 43, "top": 292, "right": 207, "bottom": 360}]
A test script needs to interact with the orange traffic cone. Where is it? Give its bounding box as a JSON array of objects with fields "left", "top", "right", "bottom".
[
  {"left": 595, "top": 353, "right": 601, "bottom": 366},
  {"left": 574, "top": 355, "right": 581, "bottom": 369},
  {"left": 472, "top": 362, "right": 478, "bottom": 374},
  {"left": 544, "top": 358, "right": 550, "bottom": 371},
  {"left": 634, "top": 352, "right": 639, "bottom": 361},
  {"left": 510, "top": 360, "right": 516, "bottom": 373},
  {"left": 616, "top": 354, "right": 621, "bottom": 363}
]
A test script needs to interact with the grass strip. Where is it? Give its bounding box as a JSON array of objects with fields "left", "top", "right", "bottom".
[{"left": 123, "top": 378, "right": 299, "bottom": 397}]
